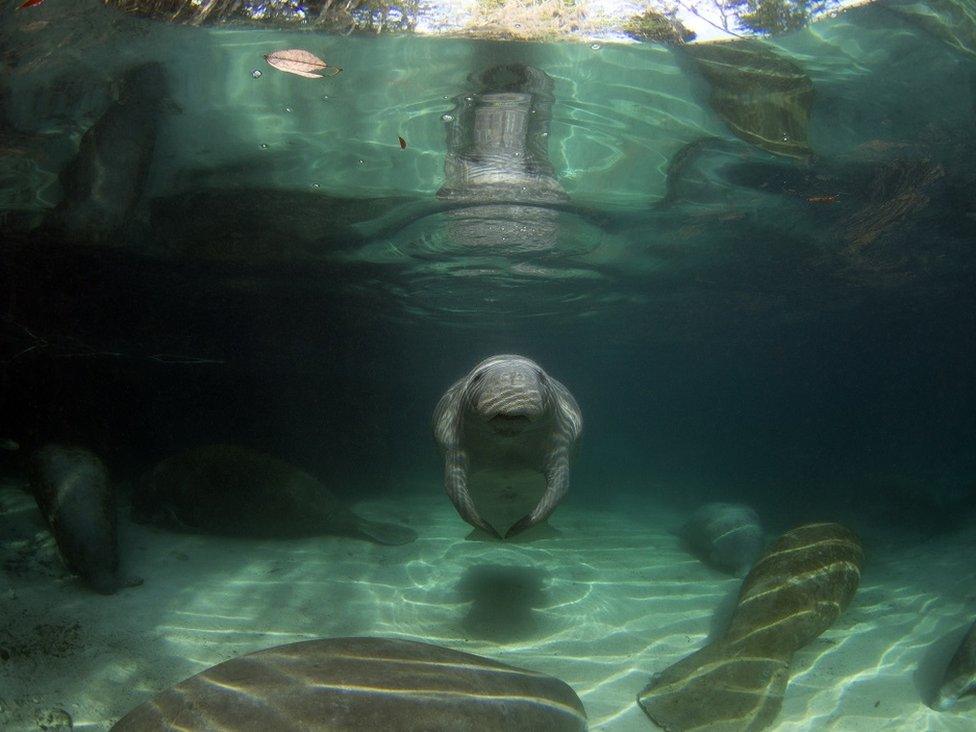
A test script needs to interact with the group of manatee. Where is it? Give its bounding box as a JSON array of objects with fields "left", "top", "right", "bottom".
[{"left": 14, "top": 353, "right": 974, "bottom": 729}]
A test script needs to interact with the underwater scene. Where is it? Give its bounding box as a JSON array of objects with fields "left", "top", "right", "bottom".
[{"left": 1, "top": 0, "right": 975, "bottom": 729}]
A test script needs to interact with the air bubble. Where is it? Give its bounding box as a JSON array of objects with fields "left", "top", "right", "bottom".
[
  {"left": 321, "top": 95, "right": 329, "bottom": 101},
  {"left": 590, "top": 43, "right": 601, "bottom": 50},
  {"left": 260, "top": 143, "right": 269, "bottom": 149},
  {"left": 283, "top": 107, "right": 292, "bottom": 113},
  {"left": 250, "top": 69, "right": 262, "bottom": 79},
  {"left": 441, "top": 113, "right": 454, "bottom": 122},
  {"left": 311, "top": 183, "right": 320, "bottom": 189}
]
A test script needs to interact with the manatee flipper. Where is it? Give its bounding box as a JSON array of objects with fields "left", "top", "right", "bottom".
[
  {"left": 638, "top": 523, "right": 863, "bottom": 731},
  {"left": 506, "top": 449, "right": 570, "bottom": 538},
  {"left": 433, "top": 383, "right": 498, "bottom": 537},
  {"left": 445, "top": 448, "right": 502, "bottom": 539},
  {"left": 506, "top": 382, "right": 581, "bottom": 538}
]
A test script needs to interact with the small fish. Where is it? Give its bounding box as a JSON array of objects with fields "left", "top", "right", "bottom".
[
  {"left": 264, "top": 49, "right": 341, "bottom": 79},
  {"left": 398, "top": 136, "right": 407, "bottom": 150},
  {"left": 807, "top": 194, "right": 839, "bottom": 204},
  {"left": 18, "top": 0, "right": 45, "bottom": 8},
  {"left": 1, "top": 438, "right": 20, "bottom": 451}
]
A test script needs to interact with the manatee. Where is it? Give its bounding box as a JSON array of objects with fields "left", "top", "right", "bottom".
[
  {"left": 935, "top": 618, "right": 976, "bottom": 711},
  {"left": 28, "top": 444, "right": 139, "bottom": 594},
  {"left": 680, "top": 502, "right": 764, "bottom": 576},
  {"left": 47, "top": 62, "right": 171, "bottom": 242},
  {"left": 135, "top": 444, "right": 416, "bottom": 545},
  {"left": 433, "top": 355, "right": 582, "bottom": 539},
  {"left": 437, "top": 64, "right": 566, "bottom": 205},
  {"left": 111, "top": 636, "right": 587, "bottom": 731},
  {"left": 638, "top": 522, "right": 863, "bottom": 731}
]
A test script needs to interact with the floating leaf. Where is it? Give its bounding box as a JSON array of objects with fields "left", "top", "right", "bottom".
[{"left": 263, "top": 49, "right": 341, "bottom": 79}]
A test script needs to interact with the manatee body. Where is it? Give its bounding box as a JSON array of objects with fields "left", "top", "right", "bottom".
[
  {"left": 680, "top": 502, "right": 764, "bottom": 576},
  {"left": 28, "top": 444, "right": 133, "bottom": 594},
  {"left": 49, "top": 62, "right": 170, "bottom": 240},
  {"left": 935, "top": 618, "right": 976, "bottom": 711},
  {"left": 135, "top": 444, "right": 415, "bottom": 545},
  {"left": 111, "top": 637, "right": 587, "bottom": 731},
  {"left": 639, "top": 523, "right": 863, "bottom": 731},
  {"left": 433, "top": 355, "right": 582, "bottom": 539}
]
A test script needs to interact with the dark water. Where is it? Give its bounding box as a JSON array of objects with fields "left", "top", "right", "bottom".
[
  {"left": 1, "top": 0, "right": 975, "bottom": 729},
  {"left": 2, "top": 0, "right": 973, "bottom": 526}
]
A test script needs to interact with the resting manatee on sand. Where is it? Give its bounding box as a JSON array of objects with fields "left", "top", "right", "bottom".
[
  {"left": 135, "top": 444, "right": 416, "bottom": 546},
  {"left": 28, "top": 444, "right": 141, "bottom": 595},
  {"left": 111, "top": 637, "right": 587, "bottom": 731},
  {"left": 679, "top": 502, "right": 764, "bottom": 576},
  {"left": 639, "top": 522, "right": 863, "bottom": 731},
  {"left": 433, "top": 355, "right": 582, "bottom": 538},
  {"left": 934, "top": 618, "right": 976, "bottom": 711}
]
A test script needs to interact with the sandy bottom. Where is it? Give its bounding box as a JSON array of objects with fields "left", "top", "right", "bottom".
[{"left": 1, "top": 477, "right": 974, "bottom": 731}]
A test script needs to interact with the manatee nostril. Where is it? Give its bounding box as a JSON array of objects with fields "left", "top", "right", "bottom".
[{"left": 491, "top": 413, "right": 530, "bottom": 423}]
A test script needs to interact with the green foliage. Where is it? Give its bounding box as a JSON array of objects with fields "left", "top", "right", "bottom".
[
  {"left": 722, "top": 0, "right": 841, "bottom": 36},
  {"left": 624, "top": 8, "right": 697, "bottom": 44}
]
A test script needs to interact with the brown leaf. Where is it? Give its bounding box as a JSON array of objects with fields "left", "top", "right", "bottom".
[{"left": 263, "top": 49, "right": 339, "bottom": 79}]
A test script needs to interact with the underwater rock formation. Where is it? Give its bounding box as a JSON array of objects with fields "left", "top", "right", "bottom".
[
  {"left": 935, "top": 618, "right": 976, "bottom": 710},
  {"left": 28, "top": 444, "right": 138, "bottom": 594},
  {"left": 680, "top": 502, "right": 764, "bottom": 576},
  {"left": 433, "top": 355, "right": 582, "bottom": 539},
  {"left": 638, "top": 522, "right": 863, "bottom": 731},
  {"left": 680, "top": 40, "right": 814, "bottom": 159},
  {"left": 136, "top": 444, "right": 416, "bottom": 545},
  {"left": 111, "top": 636, "right": 588, "bottom": 731}
]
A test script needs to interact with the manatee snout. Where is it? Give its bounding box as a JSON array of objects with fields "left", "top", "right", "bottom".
[{"left": 471, "top": 360, "right": 548, "bottom": 432}]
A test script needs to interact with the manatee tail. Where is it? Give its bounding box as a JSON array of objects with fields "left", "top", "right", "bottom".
[
  {"left": 637, "top": 641, "right": 790, "bottom": 732},
  {"left": 349, "top": 516, "right": 418, "bottom": 546}
]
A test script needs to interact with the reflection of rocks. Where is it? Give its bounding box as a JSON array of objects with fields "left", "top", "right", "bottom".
[
  {"left": 457, "top": 563, "right": 549, "bottom": 642},
  {"left": 681, "top": 40, "right": 814, "bottom": 159},
  {"left": 887, "top": 0, "right": 976, "bottom": 58},
  {"left": 105, "top": 1, "right": 419, "bottom": 32},
  {"left": 844, "top": 159, "right": 945, "bottom": 253}
]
